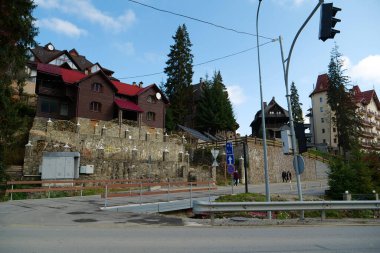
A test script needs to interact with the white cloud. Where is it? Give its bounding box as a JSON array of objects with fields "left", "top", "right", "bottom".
[
  {"left": 114, "top": 42, "right": 135, "bottom": 56},
  {"left": 36, "top": 18, "right": 87, "bottom": 38},
  {"left": 269, "top": 0, "right": 306, "bottom": 7},
  {"left": 226, "top": 85, "right": 247, "bottom": 106},
  {"left": 36, "top": 0, "right": 136, "bottom": 32},
  {"left": 35, "top": 0, "right": 60, "bottom": 8},
  {"left": 349, "top": 55, "right": 380, "bottom": 88}
]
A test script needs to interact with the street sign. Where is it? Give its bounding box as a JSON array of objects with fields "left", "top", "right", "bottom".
[
  {"left": 293, "top": 154, "right": 305, "bottom": 175},
  {"left": 226, "top": 142, "right": 233, "bottom": 154},
  {"left": 226, "top": 154, "right": 234, "bottom": 165},
  {"left": 211, "top": 149, "right": 219, "bottom": 167},
  {"left": 225, "top": 142, "right": 234, "bottom": 165},
  {"left": 227, "top": 164, "right": 235, "bottom": 174},
  {"left": 211, "top": 149, "right": 219, "bottom": 159}
]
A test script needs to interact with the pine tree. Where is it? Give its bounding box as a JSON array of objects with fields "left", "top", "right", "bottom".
[
  {"left": 195, "top": 71, "right": 237, "bottom": 134},
  {"left": 163, "top": 24, "right": 193, "bottom": 130},
  {"left": 327, "top": 44, "right": 360, "bottom": 155},
  {"left": 290, "top": 82, "right": 304, "bottom": 123},
  {"left": 0, "top": 0, "right": 38, "bottom": 181}
]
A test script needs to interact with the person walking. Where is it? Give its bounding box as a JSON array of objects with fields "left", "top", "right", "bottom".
[
  {"left": 287, "top": 171, "right": 292, "bottom": 183},
  {"left": 233, "top": 170, "right": 239, "bottom": 186},
  {"left": 282, "top": 171, "right": 286, "bottom": 182}
]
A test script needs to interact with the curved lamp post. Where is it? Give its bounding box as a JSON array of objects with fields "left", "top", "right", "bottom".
[{"left": 256, "top": 0, "right": 271, "bottom": 219}]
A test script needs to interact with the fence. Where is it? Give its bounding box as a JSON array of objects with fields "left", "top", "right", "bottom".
[
  {"left": 193, "top": 200, "right": 380, "bottom": 225},
  {"left": 5, "top": 179, "right": 215, "bottom": 205}
]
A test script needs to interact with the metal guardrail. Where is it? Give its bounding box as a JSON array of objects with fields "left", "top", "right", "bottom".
[{"left": 193, "top": 200, "right": 380, "bottom": 225}]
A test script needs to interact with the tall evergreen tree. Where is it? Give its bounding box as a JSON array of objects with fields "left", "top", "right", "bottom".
[
  {"left": 195, "top": 71, "right": 237, "bottom": 134},
  {"left": 327, "top": 44, "right": 360, "bottom": 155},
  {"left": 164, "top": 24, "right": 193, "bottom": 130},
  {"left": 290, "top": 81, "right": 304, "bottom": 123},
  {"left": 0, "top": 0, "right": 38, "bottom": 181}
]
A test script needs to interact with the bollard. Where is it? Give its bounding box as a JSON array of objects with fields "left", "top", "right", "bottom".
[
  {"left": 343, "top": 191, "right": 351, "bottom": 201},
  {"left": 11, "top": 184, "right": 14, "bottom": 201},
  {"left": 189, "top": 183, "right": 193, "bottom": 207},
  {"left": 210, "top": 213, "right": 215, "bottom": 226},
  {"left": 139, "top": 183, "right": 142, "bottom": 205},
  {"left": 321, "top": 210, "right": 326, "bottom": 221},
  {"left": 48, "top": 184, "right": 51, "bottom": 198},
  {"left": 104, "top": 184, "right": 108, "bottom": 208},
  {"left": 80, "top": 183, "right": 83, "bottom": 197}
]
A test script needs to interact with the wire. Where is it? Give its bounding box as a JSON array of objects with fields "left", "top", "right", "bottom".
[
  {"left": 117, "top": 39, "right": 277, "bottom": 80},
  {"left": 127, "top": 0, "right": 274, "bottom": 40}
]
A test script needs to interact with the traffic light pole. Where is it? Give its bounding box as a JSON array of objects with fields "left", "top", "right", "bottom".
[{"left": 278, "top": 0, "right": 324, "bottom": 220}]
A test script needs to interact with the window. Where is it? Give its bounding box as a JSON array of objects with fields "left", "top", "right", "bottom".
[
  {"left": 90, "top": 101, "right": 102, "bottom": 112},
  {"left": 60, "top": 103, "right": 68, "bottom": 116},
  {"left": 323, "top": 139, "right": 326, "bottom": 143},
  {"left": 49, "top": 54, "right": 77, "bottom": 69},
  {"left": 321, "top": 118, "right": 324, "bottom": 123},
  {"left": 147, "top": 95, "right": 156, "bottom": 104},
  {"left": 334, "top": 138, "right": 337, "bottom": 143},
  {"left": 41, "top": 99, "right": 58, "bottom": 113},
  {"left": 320, "top": 107, "right": 324, "bottom": 112},
  {"left": 92, "top": 83, "right": 102, "bottom": 92},
  {"left": 333, "top": 128, "right": 336, "bottom": 133},
  {"left": 147, "top": 112, "right": 155, "bottom": 121},
  {"left": 320, "top": 97, "right": 323, "bottom": 103},
  {"left": 322, "top": 128, "right": 325, "bottom": 134}
]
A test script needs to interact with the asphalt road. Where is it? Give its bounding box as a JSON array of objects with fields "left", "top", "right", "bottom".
[
  {"left": 1, "top": 225, "right": 379, "bottom": 253},
  {"left": 1, "top": 180, "right": 379, "bottom": 252}
]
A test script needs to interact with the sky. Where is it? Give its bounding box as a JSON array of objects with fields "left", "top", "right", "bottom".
[{"left": 33, "top": 0, "right": 380, "bottom": 135}]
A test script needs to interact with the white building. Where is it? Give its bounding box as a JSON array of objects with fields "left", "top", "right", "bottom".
[{"left": 309, "top": 74, "right": 380, "bottom": 152}]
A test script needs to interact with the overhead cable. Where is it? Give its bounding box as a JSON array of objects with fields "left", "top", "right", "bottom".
[
  {"left": 127, "top": 0, "right": 275, "bottom": 40},
  {"left": 117, "top": 39, "right": 277, "bottom": 80}
]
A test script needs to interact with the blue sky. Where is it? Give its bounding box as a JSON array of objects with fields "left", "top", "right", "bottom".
[{"left": 33, "top": 0, "right": 380, "bottom": 135}]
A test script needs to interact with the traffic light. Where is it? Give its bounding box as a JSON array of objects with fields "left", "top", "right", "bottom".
[{"left": 319, "top": 3, "right": 341, "bottom": 41}]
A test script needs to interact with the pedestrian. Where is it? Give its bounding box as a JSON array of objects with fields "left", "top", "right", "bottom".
[
  {"left": 287, "top": 171, "right": 292, "bottom": 183},
  {"left": 282, "top": 171, "right": 286, "bottom": 182},
  {"left": 233, "top": 170, "right": 239, "bottom": 186}
]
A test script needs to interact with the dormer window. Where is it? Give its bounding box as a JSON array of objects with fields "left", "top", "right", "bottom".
[
  {"left": 92, "top": 83, "right": 102, "bottom": 93},
  {"left": 49, "top": 54, "right": 77, "bottom": 70},
  {"left": 91, "top": 64, "right": 100, "bottom": 73}
]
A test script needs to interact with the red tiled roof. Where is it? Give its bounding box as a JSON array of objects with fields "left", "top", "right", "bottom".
[
  {"left": 114, "top": 98, "right": 143, "bottom": 112},
  {"left": 112, "top": 80, "right": 143, "bottom": 96},
  {"left": 37, "top": 63, "right": 86, "bottom": 84},
  {"left": 310, "top": 74, "right": 329, "bottom": 97}
]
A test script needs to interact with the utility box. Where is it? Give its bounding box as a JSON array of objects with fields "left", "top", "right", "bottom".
[
  {"left": 280, "top": 126, "right": 293, "bottom": 154},
  {"left": 41, "top": 152, "right": 80, "bottom": 179},
  {"left": 80, "top": 165, "right": 94, "bottom": 174}
]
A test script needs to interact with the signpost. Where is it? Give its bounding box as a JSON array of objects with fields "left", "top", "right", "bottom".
[{"left": 225, "top": 142, "right": 234, "bottom": 174}]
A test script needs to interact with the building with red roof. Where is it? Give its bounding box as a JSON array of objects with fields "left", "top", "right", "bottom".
[
  {"left": 32, "top": 43, "right": 168, "bottom": 129},
  {"left": 309, "top": 73, "right": 380, "bottom": 152}
]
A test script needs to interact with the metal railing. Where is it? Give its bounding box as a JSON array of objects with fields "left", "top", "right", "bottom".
[
  {"left": 5, "top": 179, "right": 215, "bottom": 203},
  {"left": 193, "top": 200, "right": 380, "bottom": 225}
]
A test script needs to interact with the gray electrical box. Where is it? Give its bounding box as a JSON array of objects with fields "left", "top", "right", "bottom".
[
  {"left": 280, "top": 126, "right": 293, "bottom": 154},
  {"left": 41, "top": 152, "right": 80, "bottom": 180}
]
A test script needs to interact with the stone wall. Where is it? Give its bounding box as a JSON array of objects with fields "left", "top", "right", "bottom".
[
  {"left": 23, "top": 117, "right": 198, "bottom": 181},
  {"left": 23, "top": 118, "right": 328, "bottom": 183}
]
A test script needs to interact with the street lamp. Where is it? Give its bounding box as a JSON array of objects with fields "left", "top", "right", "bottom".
[{"left": 256, "top": 0, "right": 271, "bottom": 219}]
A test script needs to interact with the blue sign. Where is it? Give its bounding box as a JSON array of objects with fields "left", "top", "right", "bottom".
[
  {"left": 227, "top": 164, "right": 235, "bottom": 174},
  {"left": 226, "top": 154, "right": 234, "bottom": 165},
  {"left": 293, "top": 155, "right": 305, "bottom": 175},
  {"left": 225, "top": 142, "right": 233, "bottom": 154},
  {"left": 226, "top": 142, "right": 234, "bottom": 165}
]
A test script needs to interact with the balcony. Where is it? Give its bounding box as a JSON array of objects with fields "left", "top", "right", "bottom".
[
  {"left": 359, "top": 130, "right": 375, "bottom": 139},
  {"left": 360, "top": 119, "right": 372, "bottom": 128},
  {"left": 367, "top": 110, "right": 375, "bottom": 117},
  {"left": 358, "top": 108, "right": 366, "bottom": 115}
]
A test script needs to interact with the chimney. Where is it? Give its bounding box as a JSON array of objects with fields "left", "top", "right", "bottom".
[
  {"left": 263, "top": 102, "right": 267, "bottom": 108},
  {"left": 132, "top": 81, "right": 136, "bottom": 86},
  {"left": 200, "top": 77, "right": 203, "bottom": 83},
  {"left": 138, "top": 81, "right": 143, "bottom": 88}
]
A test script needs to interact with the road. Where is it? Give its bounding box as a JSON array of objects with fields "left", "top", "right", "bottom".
[
  {"left": 1, "top": 180, "right": 379, "bottom": 252},
  {"left": 1, "top": 225, "right": 379, "bottom": 253}
]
